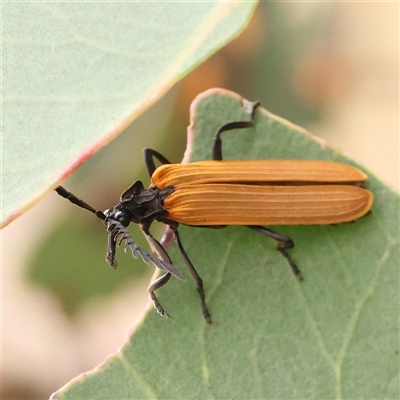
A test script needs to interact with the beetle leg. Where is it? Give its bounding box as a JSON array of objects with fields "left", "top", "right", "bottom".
[
  {"left": 143, "top": 148, "right": 172, "bottom": 176},
  {"left": 246, "top": 225, "right": 304, "bottom": 281},
  {"left": 105, "top": 230, "right": 118, "bottom": 268},
  {"left": 139, "top": 224, "right": 185, "bottom": 280},
  {"left": 212, "top": 101, "right": 260, "bottom": 161},
  {"left": 147, "top": 273, "right": 172, "bottom": 318},
  {"left": 173, "top": 228, "right": 212, "bottom": 324}
]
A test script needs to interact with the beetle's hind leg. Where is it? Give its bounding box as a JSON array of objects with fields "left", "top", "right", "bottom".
[{"left": 247, "top": 225, "right": 303, "bottom": 281}]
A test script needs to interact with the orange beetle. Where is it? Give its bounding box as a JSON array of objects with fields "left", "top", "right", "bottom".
[{"left": 56, "top": 101, "right": 373, "bottom": 323}]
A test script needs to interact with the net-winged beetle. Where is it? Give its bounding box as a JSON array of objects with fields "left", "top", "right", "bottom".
[{"left": 55, "top": 101, "right": 373, "bottom": 324}]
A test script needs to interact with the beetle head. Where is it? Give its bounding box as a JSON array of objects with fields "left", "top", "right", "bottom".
[{"left": 104, "top": 180, "right": 161, "bottom": 226}]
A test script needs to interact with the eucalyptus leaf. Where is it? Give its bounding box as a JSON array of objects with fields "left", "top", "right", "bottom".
[
  {"left": 53, "top": 90, "right": 399, "bottom": 399},
  {"left": 2, "top": 2, "right": 257, "bottom": 227}
]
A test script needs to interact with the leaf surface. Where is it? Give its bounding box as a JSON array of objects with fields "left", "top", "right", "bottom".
[{"left": 53, "top": 89, "right": 399, "bottom": 399}]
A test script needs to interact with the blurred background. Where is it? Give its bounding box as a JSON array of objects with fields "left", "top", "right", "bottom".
[{"left": 2, "top": 3, "right": 398, "bottom": 399}]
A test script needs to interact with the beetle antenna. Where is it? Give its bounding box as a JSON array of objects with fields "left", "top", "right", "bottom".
[
  {"left": 106, "top": 219, "right": 184, "bottom": 279},
  {"left": 55, "top": 186, "right": 105, "bottom": 220}
]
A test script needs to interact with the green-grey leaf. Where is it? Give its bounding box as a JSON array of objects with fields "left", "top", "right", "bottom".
[
  {"left": 2, "top": 2, "right": 257, "bottom": 227},
  {"left": 53, "top": 89, "right": 399, "bottom": 399}
]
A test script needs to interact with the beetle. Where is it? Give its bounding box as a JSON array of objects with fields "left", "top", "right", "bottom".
[{"left": 55, "top": 101, "right": 373, "bottom": 323}]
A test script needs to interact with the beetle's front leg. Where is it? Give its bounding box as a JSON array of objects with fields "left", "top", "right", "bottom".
[
  {"left": 105, "top": 230, "right": 118, "bottom": 268},
  {"left": 140, "top": 223, "right": 185, "bottom": 280},
  {"left": 147, "top": 272, "right": 172, "bottom": 318},
  {"left": 212, "top": 101, "right": 260, "bottom": 161},
  {"left": 143, "top": 148, "right": 172, "bottom": 177}
]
